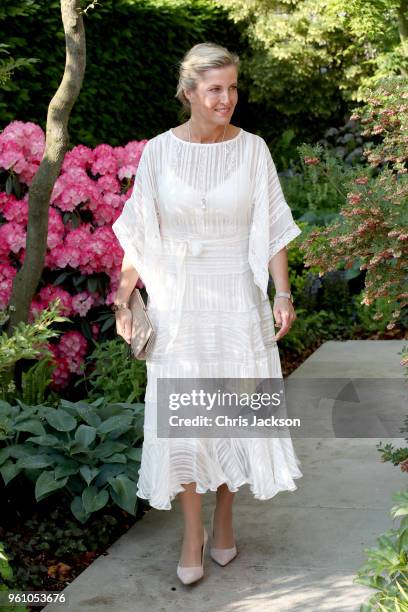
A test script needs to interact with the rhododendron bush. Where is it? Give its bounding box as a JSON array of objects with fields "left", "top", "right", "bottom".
[{"left": 0, "top": 120, "right": 147, "bottom": 389}]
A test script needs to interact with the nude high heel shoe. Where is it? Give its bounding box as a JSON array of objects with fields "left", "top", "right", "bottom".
[
  {"left": 177, "top": 526, "right": 208, "bottom": 585},
  {"left": 210, "top": 512, "right": 238, "bottom": 566}
]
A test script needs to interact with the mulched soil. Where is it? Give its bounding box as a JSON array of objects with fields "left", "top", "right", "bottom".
[{"left": 1, "top": 483, "right": 149, "bottom": 610}]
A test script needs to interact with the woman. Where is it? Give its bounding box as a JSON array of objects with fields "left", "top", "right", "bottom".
[{"left": 111, "top": 42, "right": 303, "bottom": 585}]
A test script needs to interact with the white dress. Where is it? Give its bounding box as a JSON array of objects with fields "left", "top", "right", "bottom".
[{"left": 112, "top": 127, "right": 303, "bottom": 510}]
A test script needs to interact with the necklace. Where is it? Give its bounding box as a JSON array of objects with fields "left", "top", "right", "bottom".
[{"left": 187, "top": 119, "right": 228, "bottom": 211}]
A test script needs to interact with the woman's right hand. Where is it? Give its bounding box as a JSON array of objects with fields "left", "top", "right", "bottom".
[{"left": 115, "top": 308, "right": 132, "bottom": 344}]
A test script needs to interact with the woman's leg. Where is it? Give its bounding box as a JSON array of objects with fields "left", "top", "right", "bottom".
[
  {"left": 178, "top": 482, "right": 205, "bottom": 566},
  {"left": 213, "top": 483, "right": 236, "bottom": 548}
]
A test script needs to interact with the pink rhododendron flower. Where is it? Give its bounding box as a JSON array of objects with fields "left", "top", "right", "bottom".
[
  {"left": 57, "top": 330, "right": 88, "bottom": 374},
  {"left": 97, "top": 174, "right": 120, "bottom": 193},
  {"left": 47, "top": 207, "right": 66, "bottom": 249},
  {"left": 0, "top": 120, "right": 150, "bottom": 388},
  {"left": 20, "top": 162, "right": 41, "bottom": 185},
  {"left": 118, "top": 164, "right": 137, "bottom": 180},
  {"left": 46, "top": 331, "right": 87, "bottom": 388},
  {"left": 0, "top": 121, "right": 44, "bottom": 185},
  {"left": 92, "top": 144, "right": 118, "bottom": 175},
  {"left": 0, "top": 193, "right": 29, "bottom": 224},
  {"left": 0, "top": 221, "right": 26, "bottom": 253},
  {"left": 83, "top": 183, "right": 122, "bottom": 226},
  {"left": 83, "top": 225, "right": 123, "bottom": 274},
  {"left": 105, "top": 287, "right": 118, "bottom": 307},
  {"left": 0, "top": 263, "right": 17, "bottom": 309},
  {"left": 49, "top": 224, "right": 94, "bottom": 269},
  {"left": 48, "top": 346, "right": 71, "bottom": 390},
  {"left": 51, "top": 166, "right": 95, "bottom": 212},
  {"left": 29, "top": 285, "right": 73, "bottom": 320},
  {"left": 115, "top": 140, "right": 147, "bottom": 167},
  {"left": 61, "top": 144, "right": 94, "bottom": 172},
  {"left": 71, "top": 291, "right": 95, "bottom": 316},
  {"left": 91, "top": 323, "right": 100, "bottom": 339}
]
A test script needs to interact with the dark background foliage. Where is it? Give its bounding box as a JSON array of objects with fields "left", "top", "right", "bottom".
[{"left": 0, "top": 0, "right": 350, "bottom": 150}]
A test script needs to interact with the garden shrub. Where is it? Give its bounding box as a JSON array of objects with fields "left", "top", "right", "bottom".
[
  {"left": 0, "top": 300, "right": 69, "bottom": 402},
  {"left": 0, "top": 541, "right": 28, "bottom": 612},
  {"left": 278, "top": 229, "right": 362, "bottom": 355},
  {"left": 354, "top": 490, "right": 408, "bottom": 610},
  {"left": 0, "top": 120, "right": 147, "bottom": 391},
  {"left": 299, "top": 75, "right": 408, "bottom": 330},
  {"left": 353, "top": 340, "right": 408, "bottom": 610},
  {"left": 75, "top": 337, "right": 147, "bottom": 404},
  {"left": 0, "top": 397, "right": 144, "bottom": 523}
]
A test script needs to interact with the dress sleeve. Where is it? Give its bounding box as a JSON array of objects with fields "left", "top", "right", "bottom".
[
  {"left": 263, "top": 139, "right": 301, "bottom": 261},
  {"left": 112, "top": 141, "right": 155, "bottom": 282},
  {"left": 248, "top": 137, "right": 301, "bottom": 299}
]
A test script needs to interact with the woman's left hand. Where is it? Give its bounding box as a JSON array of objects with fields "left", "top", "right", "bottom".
[{"left": 272, "top": 297, "right": 297, "bottom": 341}]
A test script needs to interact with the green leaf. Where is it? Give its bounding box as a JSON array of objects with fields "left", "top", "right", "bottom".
[
  {"left": 92, "top": 441, "right": 127, "bottom": 459},
  {"left": 100, "top": 317, "right": 115, "bottom": 333},
  {"left": 6, "top": 444, "right": 38, "bottom": 458},
  {"left": 45, "top": 409, "right": 77, "bottom": 432},
  {"left": 108, "top": 453, "right": 127, "bottom": 463},
  {"left": 16, "top": 454, "right": 54, "bottom": 469},
  {"left": 70, "top": 495, "right": 91, "bottom": 524},
  {"left": 395, "top": 579, "right": 408, "bottom": 602},
  {"left": 91, "top": 397, "right": 105, "bottom": 408},
  {"left": 79, "top": 465, "right": 100, "bottom": 486},
  {"left": 0, "top": 460, "right": 21, "bottom": 485},
  {"left": 87, "top": 276, "right": 99, "bottom": 292},
  {"left": 400, "top": 528, "right": 408, "bottom": 552},
  {"left": 75, "top": 424, "right": 97, "bottom": 447},
  {"left": 393, "top": 507, "right": 408, "bottom": 518},
  {"left": 108, "top": 474, "right": 137, "bottom": 515},
  {"left": 0, "top": 545, "right": 13, "bottom": 581},
  {"left": 26, "top": 434, "right": 61, "bottom": 446},
  {"left": 97, "top": 415, "right": 132, "bottom": 435},
  {"left": 65, "top": 402, "right": 101, "bottom": 427},
  {"left": 125, "top": 447, "right": 142, "bottom": 462},
  {"left": 35, "top": 471, "right": 68, "bottom": 501},
  {"left": 94, "top": 463, "right": 125, "bottom": 486},
  {"left": 0, "top": 400, "right": 13, "bottom": 415},
  {"left": 5, "top": 175, "right": 13, "bottom": 195},
  {"left": 53, "top": 271, "right": 69, "bottom": 285},
  {"left": 0, "top": 447, "right": 10, "bottom": 466},
  {"left": 54, "top": 462, "right": 80, "bottom": 479},
  {"left": 13, "top": 419, "right": 46, "bottom": 436},
  {"left": 82, "top": 485, "right": 109, "bottom": 513}
]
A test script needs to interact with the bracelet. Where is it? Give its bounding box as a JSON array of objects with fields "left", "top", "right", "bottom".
[
  {"left": 111, "top": 302, "right": 129, "bottom": 313},
  {"left": 274, "top": 291, "right": 293, "bottom": 303}
]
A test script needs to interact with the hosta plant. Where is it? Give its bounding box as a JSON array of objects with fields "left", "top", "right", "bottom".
[{"left": 0, "top": 397, "right": 144, "bottom": 523}]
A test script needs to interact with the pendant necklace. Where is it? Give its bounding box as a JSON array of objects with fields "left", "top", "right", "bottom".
[{"left": 187, "top": 119, "right": 228, "bottom": 211}]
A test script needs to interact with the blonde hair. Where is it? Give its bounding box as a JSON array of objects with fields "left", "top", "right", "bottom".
[{"left": 175, "top": 42, "right": 240, "bottom": 115}]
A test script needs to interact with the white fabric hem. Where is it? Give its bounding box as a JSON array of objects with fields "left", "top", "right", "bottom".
[
  {"left": 136, "top": 472, "right": 303, "bottom": 511},
  {"left": 135, "top": 436, "right": 303, "bottom": 511}
]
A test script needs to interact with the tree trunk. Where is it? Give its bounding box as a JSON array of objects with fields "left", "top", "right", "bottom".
[
  {"left": 398, "top": 0, "right": 408, "bottom": 76},
  {"left": 5, "top": 0, "right": 86, "bottom": 334},
  {"left": 398, "top": 0, "right": 408, "bottom": 40}
]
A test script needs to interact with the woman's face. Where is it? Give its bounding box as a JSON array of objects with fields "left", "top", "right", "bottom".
[{"left": 185, "top": 65, "right": 238, "bottom": 125}]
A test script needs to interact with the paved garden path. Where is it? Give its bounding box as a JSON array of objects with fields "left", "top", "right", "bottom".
[{"left": 44, "top": 340, "right": 407, "bottom": 612}]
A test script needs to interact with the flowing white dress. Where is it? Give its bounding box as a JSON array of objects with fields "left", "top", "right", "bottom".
[{"left": 112, "top": 127, "right": 303, "bottom": 510}]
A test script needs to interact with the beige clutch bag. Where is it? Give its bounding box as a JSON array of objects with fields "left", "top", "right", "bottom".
[{"left": 128, "top": 287, "right": 155, "bottom": 360}]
